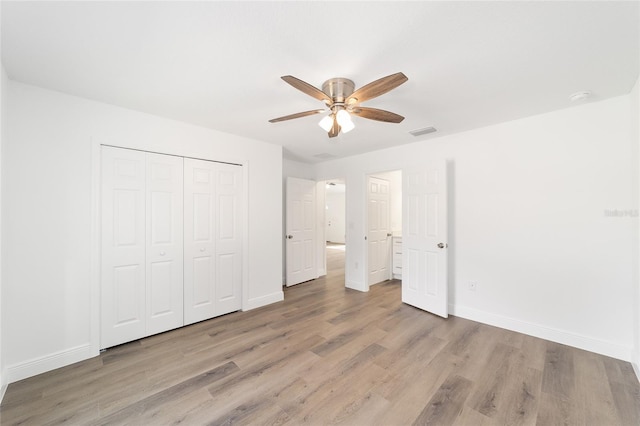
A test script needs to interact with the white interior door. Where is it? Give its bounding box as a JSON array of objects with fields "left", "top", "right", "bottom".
[
  {"left": 184, "top": 159, "right": 242, "bottom": 325},
  {"left": 184, "top": 159, "right": 216, "bottom": 325},
  {"left": 368, "top": 176, "right": 391, "bottom": 286},
  {"left": 402, "top": 161, "right": 448, "bottom": 317},
  {"left": 213, "top": 163, "right": 243, "bottom": 315},
  {"left": 286, "top": 177, "right": 317, "bottom": 286},
  {"left": 101, "top": 146, "right": 147, "bottom": 348},
  {"left": 145, "top": 153, "right": 184, "bottom": 335}
]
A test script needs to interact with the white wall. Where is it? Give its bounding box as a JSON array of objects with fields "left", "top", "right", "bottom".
[
  {"left": 316, "top": 95, "right": 636, "bottom": 361},
  {"left": 0, "top": 66, "right": 6, "bottom": 400},
  {"left": 283, "top": 158, "right": 316, "bottom": 181},
  {"left": 0, "top": 56, "right": 5, "bottom": 405},
  {"left": 632, "top": 75, "right": 640, "bottom": 378},
  {"left": 3, "top": 81, "right": 283, "bottom": 382},
  {"left": 0, "top": 2, "right": 6, "bottom": 400}
]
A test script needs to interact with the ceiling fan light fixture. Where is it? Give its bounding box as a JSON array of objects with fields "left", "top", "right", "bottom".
[
  {"left": 318, "top": 115, "right": 334, "bottom": 132},
  {"left": 336, "top": 109, "right": 354, "bottom": 133},
  {"left": 270, "top": 72, "right": 408, "bottom": 138}
]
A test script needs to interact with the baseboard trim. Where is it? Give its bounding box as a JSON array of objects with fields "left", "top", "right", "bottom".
[
  {"left": 7, "top": 344, "right": 95, "bottom": 384},
  {"left": 346, "top": 280, "right": 367, "bottom": 292},
  {"left": 450, "top": 304, "right": 633, "bottom": 362},
  {"left": 0, "top": 382, "right": 7, "bottom": 404},
  {"left": 245, "top": 291, "right": 284, "bottom": 311},
  {"left": 633, "top": 362, "right": 640, "bottom": 384}
]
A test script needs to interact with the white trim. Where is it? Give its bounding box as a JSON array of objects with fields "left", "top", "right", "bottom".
[
  {"left": 7, "top": 344, "right": 93, "bottom": 383},
  {"left": 90, "top": 137, "right": 102, "bottom": 354},
  {"left": 241, "top": 159, "right": 250, "bottom": 312},
  {"left": 245, "top": 291, "right": 284, "bottom": 311},
  {"left": 633, "top": 362, "right": 640, "bottom": 384},
  {"left": 0, "top": 382, "right": 7, "bottom": 404},
  {"left": 450, "top": 304, "right": 633, "bottom": 362},
  {"left": 346, "top": 280, "right": 367, "bottom": 292}
]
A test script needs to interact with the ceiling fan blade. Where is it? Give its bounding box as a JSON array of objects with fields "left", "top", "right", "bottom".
[
  {"left": 350, "top": 107, "right": 405, "bottom": 123},
  {"left": 281, "top": 75, "right": 332, "bottom": 102},
  {"left": 346, "top": 72, "right": 408, "bottom": 104},
  {"left": 328, "top": 116, "right": 340, "bottom": 138},
  {"left": 269, "top": 109, "right": 325, "bottom": 123}
]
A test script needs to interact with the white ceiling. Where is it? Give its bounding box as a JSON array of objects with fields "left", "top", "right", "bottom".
[{"left": 2, "top": 1, "right": 638, "bottom": 163}]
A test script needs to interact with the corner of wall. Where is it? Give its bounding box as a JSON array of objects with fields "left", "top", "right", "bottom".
[
  {"left": 633, "top": 73, "right": 640, "bottom": 382},
  {"left": 0, "top": 0, "right": 6, "bottom": 397}
]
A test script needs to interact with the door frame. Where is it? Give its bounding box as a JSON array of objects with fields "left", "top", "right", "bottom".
[{"left": 90, "top": 138, "right": 250, "bottom": 356}]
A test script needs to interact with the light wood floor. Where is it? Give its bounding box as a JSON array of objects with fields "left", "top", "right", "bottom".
[{"left": 2, "top": 246, "right": 639, "bottom": 425}]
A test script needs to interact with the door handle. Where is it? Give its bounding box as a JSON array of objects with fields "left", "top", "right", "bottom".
[
  {"left": 437, "top": 243, "right": 447, "bottom": 249},
  {"left": 159, "top": 251, "right": 166, "bottom": 256},
  {"left": 287, "top": 235, "right": 293, "bottom": 239},
  {"left": 387, "top": 233, "right": 393, "bottom": 237}
]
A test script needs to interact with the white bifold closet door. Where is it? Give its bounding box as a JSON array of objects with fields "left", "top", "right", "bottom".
[
  {"left": 101, "top": 146, "right": 184, "bottom": 348},
  {"left": 184, "top": 158, "right": 242, "bottom": 325}
]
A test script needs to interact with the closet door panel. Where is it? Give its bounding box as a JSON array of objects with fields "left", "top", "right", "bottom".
[
  {"left": 146, "top": 153, "right": 184, "bottom": 335},
  {"left": 184, "top": 159, "right": 216, "bottom": 325},
  {"left": 101, "top": 147, "right": 146, "bottom": 348},
  {"left": 215, "top": 164, "right": 243, "bottom": 315}
]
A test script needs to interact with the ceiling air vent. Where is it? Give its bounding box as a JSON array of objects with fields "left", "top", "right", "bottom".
[{"left": 409, "top": 127, "right": 437, "bottom": 137}]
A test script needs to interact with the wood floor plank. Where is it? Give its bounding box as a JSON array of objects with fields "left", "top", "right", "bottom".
[
  {"left": 468, "top": 343, "right": 520, "bottom": 418},
  {"left": 609, "top": 381, "right": 640, "bottom": 426},
  {"left": 536, "top": 390, "right": 583, "bottom": 426},
  {"left": 93, "top": 361, "right": 239, "bottom": 425},
  {"left": 412, "top": 374, "right": 473, "bottom": 425},
  {"left": 574, "top": 350, "right": 621, "bottom": 425},
  {"left": 541, "top": 342, "right": 576, "bottom": 400},
  {"left": 498, "top": 366, "right": 542, "bottom": 426},
  {"left": 1, "top": 244, "right": 638, "bottom": 425}
]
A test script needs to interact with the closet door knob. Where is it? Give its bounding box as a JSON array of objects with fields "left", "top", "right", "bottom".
[
  {"left": 200, "top": 248, "right": 206, "bottom": 252},
  {"left": 160, "top": 251, "right": 166, "bottom": 256}
]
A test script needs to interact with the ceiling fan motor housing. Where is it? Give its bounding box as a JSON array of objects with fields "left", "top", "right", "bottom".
[{"left": 322, "top": 78, "right": 355, "bottom": 104}]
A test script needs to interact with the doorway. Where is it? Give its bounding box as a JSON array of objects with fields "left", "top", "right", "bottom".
[
  {"left": 366, "top": 170, "right": 402, "bottom": 289},
  {"left": 324, "top": 179, "right": 346, "bottom": 276}
]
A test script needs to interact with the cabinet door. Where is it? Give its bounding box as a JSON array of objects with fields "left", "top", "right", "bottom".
[
  {"left": 101, "top": 146, "right": 147, "bottom": 348},
  {"left": 145, "top": 152, "right": 184, "bottom": 336}
]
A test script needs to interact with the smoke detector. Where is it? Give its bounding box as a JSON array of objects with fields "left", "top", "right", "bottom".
[{"left": 569, "top": 91, "right": 591, "bottom": 102}]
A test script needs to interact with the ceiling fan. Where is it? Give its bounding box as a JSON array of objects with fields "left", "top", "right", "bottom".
[{"left": 269, "top": 72, "right": 408, "bottom": 138}]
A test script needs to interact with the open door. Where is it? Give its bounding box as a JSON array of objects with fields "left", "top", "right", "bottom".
[
  {"left": 286, "top": 177, "right": 317, "bottom": 286},
  {"left": 402, "top": 161, "right": 448, "bottom": 317},
  {"left": 367, "top": 175, "right": 391, "bottom": 286}
]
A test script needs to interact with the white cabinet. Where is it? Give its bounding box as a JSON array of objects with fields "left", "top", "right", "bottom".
[
  {"left": 101, "top": 146, "right": 242, "bottom": 349},
  {"left": 392, "top": 236, "right": 402, "bottom": 279}
]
